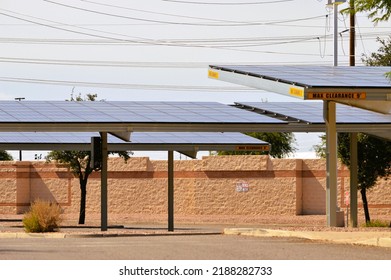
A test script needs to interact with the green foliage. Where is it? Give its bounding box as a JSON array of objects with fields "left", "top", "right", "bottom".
[
  {"left": 362, "top": 36, "right": 391, "bottom": 66},
  {"left": 314, "top": 133, "right": 391, "bottom": 191},
  {"left": 362, "top": 219, "right": 390, "bottom": 227},
  {"left": 68, "top": 93, "right": 98, "bottom": 102},
  {"left": 313, "top": 134, "right": 326, "bottom": 159},
  {"left": 337, "top": 133, "right": 391, "bottom": 191},
  {"left": 46, "top": 150, "right": 93, "bottom": 177},
  {"left": 218, "top": 132, "right": 296, "bottom": 158},
  {"left": 0, "top": 150, "right": 13, "bottom": 161},
  {"left": 350, "top": 0, "right": 391, "bottom": 23},
  {"left": 23, "top": 199, "right": 62, "bottom": 233}
]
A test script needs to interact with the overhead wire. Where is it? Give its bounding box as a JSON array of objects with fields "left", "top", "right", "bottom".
[
  {"left": 0, "top": 9, "right": 335, "bottom": 53},
  {"left": 355, "top": 14, "right": 369, "bottom": 57},
  {"left": 161, "top": 0, "right": 293, "bottom": 4},
  {"left": 0, "top": 76, "right": 259, "bottom": 91},
  {"left": 43, "top": 0, "right": 327, "bottom": 27},
  {"left": 0, "top": 10, "right": 146, "bottom": 44},
  {"left": 79, "top": 0, "right": 258, "bottom": 24},
  {"left": 0, "top": 1, "right": 386, "bottom": 69}
]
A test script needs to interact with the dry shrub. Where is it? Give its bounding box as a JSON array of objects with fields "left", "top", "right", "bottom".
[
  {"left": 23, "top": 199, "right": 62, "bottom": 233},
  {"left": 362, "top": 219, "right": 390, "bottom": 228}
]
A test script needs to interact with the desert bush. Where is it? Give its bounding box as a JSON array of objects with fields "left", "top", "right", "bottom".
[
  {"left": 23, "top": 200, "right": 62, "bottom": 233},
  {"left": 362, "top": 219, "right": 390, "bottom": 228}
]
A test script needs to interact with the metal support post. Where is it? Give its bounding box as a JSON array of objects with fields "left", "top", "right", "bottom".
[
  {"left": 324, "top": 101, "right": 337, "bottom": 226},
  {"left": 100, "top": 132, "right": 108, "bottom": 232},
  {"left": 168, "top": 150, "right": 174, "bottom": 232},
  {"left": 350, "top": 132, "right": 358, "bottom": 227}
]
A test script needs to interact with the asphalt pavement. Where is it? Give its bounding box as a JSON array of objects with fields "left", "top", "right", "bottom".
[{"left": 0, "top": 221, "right": 390, "bottom": 249}]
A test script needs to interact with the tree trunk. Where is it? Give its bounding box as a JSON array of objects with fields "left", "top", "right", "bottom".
[
  {"left": 78, "top": 178, "right": 87, "bottom": 225},
  {"left": 360, "top": 188, "right": 371, "bottom": 224}
]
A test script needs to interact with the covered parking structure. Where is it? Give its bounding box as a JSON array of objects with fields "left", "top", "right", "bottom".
[
  {"left": 1, "top": 99, "right": 390, "bottom": 230},
  {"left": 0, "top": 131, "right": 270, "bottom": 232},
  {"left": 0, "top": 100, "right": 286, "bottom": 232},
  {"left": 208, "top": 65, "right": 391, "bottom": 227}
]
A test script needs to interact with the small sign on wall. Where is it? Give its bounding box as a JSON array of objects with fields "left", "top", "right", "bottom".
[{"left": 236, "top": 181, "right": 249, "bottom": 193}]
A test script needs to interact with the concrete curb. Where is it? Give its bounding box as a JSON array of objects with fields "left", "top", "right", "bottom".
[
  {"left": 0, "top": 232, "right": 66, "bottom": 239},
  {"left": 223, "top": 228, "right": 391, "bottom": 248},
  {"left": 0, "top": 231, "right": 222, "bottom": 239}
]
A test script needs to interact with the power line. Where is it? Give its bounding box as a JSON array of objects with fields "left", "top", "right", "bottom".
[
  {"left": 0, "top": 10, "right": 144, "bottom": 43},
  {"left": 0, "top": 76, "right": 259, "bottom": 91},
  {"left": 0, "top": 9, "right": 329, "bottom": 49},
  {"left": 161, "top": 0, "right": 293, "bottom": 4},
  {"left": 0, "top": 57, "right": 210, "bottom": 68},
  {"left": 80, "top": 0, "right": 252, "bottom": 24},
  {"left": 0, "top": 10, "right": 336, "bottom": 53},
  {"left": 43, "top": 0, "right": 326, "bottom": 26},
  {"left": 0, "top": 56, "right": 338, "bottom": 68}
]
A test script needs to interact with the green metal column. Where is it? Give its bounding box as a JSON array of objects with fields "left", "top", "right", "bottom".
[
  {"left": 168, "top": 150, "right": 174, "bottom": 232},
  {"left": 350, "top": 132, "right": 358, "bottom": 227},
  {"left": 324, "top": 101, "right": 337, "bottom": 227},
  {"left": 100, "top": 132, "right": 108, "bottom": 232}
]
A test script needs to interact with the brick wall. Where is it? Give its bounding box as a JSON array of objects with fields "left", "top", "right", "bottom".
[{"left": 0, "top": 156, "right": 389, "bottom": 220}]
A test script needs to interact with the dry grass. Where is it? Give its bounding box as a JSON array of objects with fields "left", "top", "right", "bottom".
[{"left": 22, "top": 199, "right": 62, "bottom": 233}]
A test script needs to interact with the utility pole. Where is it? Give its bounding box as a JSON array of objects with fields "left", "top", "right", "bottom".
[
  {"left": 349, "top": 0, "right": 355, "bottom": 66},
  {"left": 328, "top": 0, "right": 346, "bottom": 66}
]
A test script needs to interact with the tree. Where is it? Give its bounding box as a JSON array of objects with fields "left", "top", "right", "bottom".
[
  {"left": 314, "top": 133, "right": 391, "bottom": 223},
  {"left": 218, "top": 132, "right": 296, "bottom": 158},
  {"left": 46, "top": 94, "right": 131, "bottom": 224},
  {"left": 362, "top": 36, "right": 391, "bottom": 66},
  {"left": 351, "top": 0, "right": 391, "bottom": 23},
  {"left": 349, "top": 1, "right": 391, "bottom": 76},
  {"left": 0, "top": 150, "right": 13, "bottom": 161},
  {"left": 337, "top": 133, "right": 390, "bottom": 223}
]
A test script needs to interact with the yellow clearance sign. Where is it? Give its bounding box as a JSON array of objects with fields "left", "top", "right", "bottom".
[
  {"left": 235, "top": 145, "right": 270, "bottom": 151},
  {"left": 289, "top": 87, "right": 304, "bottom": 98},
  {"left": 307, "top": 92, "right": 367, "bottom": 100},
  {"left": 208, "top": 69, "right": 219, "bottom": 79}
]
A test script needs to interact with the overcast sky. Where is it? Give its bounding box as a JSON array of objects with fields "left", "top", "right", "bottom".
[{"left": 1, "top": 0, "right": 390, "bottom": 159}]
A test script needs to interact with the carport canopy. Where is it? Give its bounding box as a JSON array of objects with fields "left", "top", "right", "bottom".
[
  {"left": 208, "top": 65, "right": 391, "bottom": 114},
  {"left": 2, "top": 98, "right": 390, "bottom": 229},
  {"left": 0, "top": 130, "right": 269, "bottom": 232},
  {"left": 0, "top": 100, "right": 280, "bottom": 232},
  {"left": 234, "top": 102, "right": 391, "bottom": 141},
  {"left": 208, "top": 64, "right": 391, "bottom": 228}
]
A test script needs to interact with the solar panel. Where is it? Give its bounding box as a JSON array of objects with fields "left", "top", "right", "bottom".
[
  {"left": 131, "top": 132, "right": 266, "bottom": 145},
  {"left": 209, "top": 66, "right": 391, "bottom": 113},
  {"left": 237, "top": 102, "right": 391, "bottom": 124},
  {"left": 211, "top": 65, "right": 391, "bottom": 88},
  {"left": 1, "top": 101, "right": 282, "bottom": 124},
  {"left": 0, "top": 132, "right": 269, "bottom": 151}
]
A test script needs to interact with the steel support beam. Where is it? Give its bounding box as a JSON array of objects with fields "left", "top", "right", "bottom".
[
  {"left": 168, "top": 150, "right": 174, "bottom": 232},
  {"left": 324, "top": 101, "right": 338, "bottom": 226},
  {"left": 350, "top": 132, "right": 358, "bottom": 227},
  {"left": 100, "top": 132, "right": 108, "bottom": 232}
]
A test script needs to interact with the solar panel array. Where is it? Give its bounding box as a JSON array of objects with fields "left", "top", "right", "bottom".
[
  {"left": 0, "top": 101, "right": 282, "bottom": 124},
  {"left": 131, "top": 132, "right": 266, "bottom": 145},
  {"left": 0, "top": 132, "right": 268, "bottom": 146},
  {"left": 237, "top": 102, "right": 391, "bottom": 124},
  {"left": 0, "top": 101, "right": 389, "bottom": 144},
  {"left": 211, "top": 65, "right": 391, "bottom": 88}
]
